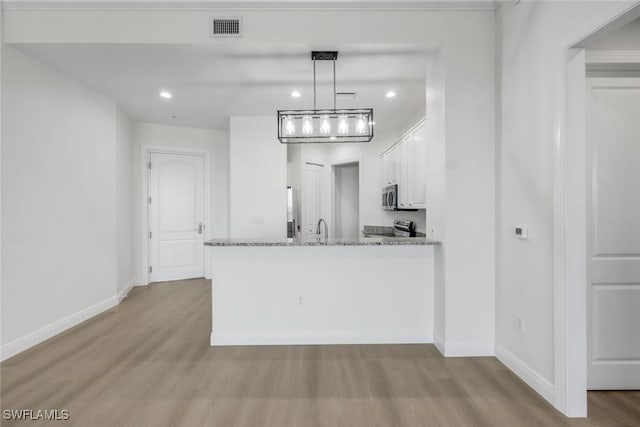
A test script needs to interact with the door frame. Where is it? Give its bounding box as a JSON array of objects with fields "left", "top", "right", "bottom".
[
  {"left": 330, "top": 158, "right": 362, "bottom": 239},
  {"left": 558, "top": 1, "right": 640, "bottom": 417},
  {"left": 140, "top": 145, "right": 212, "bottom": 285}
]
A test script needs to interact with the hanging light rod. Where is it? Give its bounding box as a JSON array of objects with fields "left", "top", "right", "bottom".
[{"left": 277, "top": 50, "right": 374, "bottom": 144}]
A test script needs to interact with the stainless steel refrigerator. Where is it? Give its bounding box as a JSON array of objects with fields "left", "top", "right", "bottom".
[{"left": 287, "top": 186, "right": 299, "bottom": 238}]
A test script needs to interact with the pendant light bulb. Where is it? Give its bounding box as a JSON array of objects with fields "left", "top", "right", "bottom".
[
  {"left": 338, "top": 115, "right": 349, "bottom": 135},
  {"left": 285, "top": 116, "right": 295, "bottom": 136},
  {"left": 356, "top": 115, "right": 367, "bottom": 135},
  {"left": 302, "top": 115, "right": 313, "bottom": 136},
  {"left": 320, "top": 115, "right": 331, "bottom": 135}
]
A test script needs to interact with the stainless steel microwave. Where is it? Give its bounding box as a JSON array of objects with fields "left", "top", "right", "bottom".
[{"left": 382, "top": 184, "right": 398, "bottom": 210}]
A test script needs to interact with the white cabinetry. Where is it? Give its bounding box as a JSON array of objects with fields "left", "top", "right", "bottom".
[
  {"left": 410, "top": 124, "right": 428, "bottom": 207},
  {"left": 381, "top": 119, "right": 427, "bottom": 209},
  {"left": 381, "top": 146, "right": 399, "bottom": 186},
  {"left": 398, "top": 134, "right": 413, "bottom": 208}
]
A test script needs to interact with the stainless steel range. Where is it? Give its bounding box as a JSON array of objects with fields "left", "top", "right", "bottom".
[{"left": 393, "top": 220, "right": 416, "bottom": 237}]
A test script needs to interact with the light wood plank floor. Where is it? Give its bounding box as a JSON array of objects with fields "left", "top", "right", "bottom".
[{"left": 2, "top": 279, "right": 638, "bottom": 426}]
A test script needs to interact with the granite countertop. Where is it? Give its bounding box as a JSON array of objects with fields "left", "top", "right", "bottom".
[{"left": 204, "top": 235, "right": 439, "bottom": 247}]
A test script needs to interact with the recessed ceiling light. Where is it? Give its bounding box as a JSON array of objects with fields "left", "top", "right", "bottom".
[
  {"left": 385, "top": 91, "right": 396, "bottom": 98},
  {"left": 330, "top": 136, "right": 337, "bottom": 140},
  {"left": 291, "top": 90, "right": 301, "bottom": 98},
  {"left": 159, "top": 90, "right": 173, "bottom": 99}
]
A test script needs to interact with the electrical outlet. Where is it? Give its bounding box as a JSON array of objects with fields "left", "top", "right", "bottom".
[
  {"left": 516, "top": 315, "right": 525, "bottom": 333},
  {"left": 298, "top": 297, "right": 303, "bottom": 305}
]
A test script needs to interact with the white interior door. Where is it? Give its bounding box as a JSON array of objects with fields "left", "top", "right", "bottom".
[
  {"left": 302, "top": 162, "right": 324, "bottom": 240},
  {"left": 587, "top": 78, "right": 640, "bottom": 389},
  {"left": 149, "top": 152, "right": 205, "bottom": 282}
]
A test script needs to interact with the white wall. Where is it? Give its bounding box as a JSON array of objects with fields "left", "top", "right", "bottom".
[
  {"left": 116, "top": 107, "right": 133, "bottom": 292},
  {"left": 440, "top": 34, "right": 495, "bottom": 358},
  {"left": 1, "top": 45, "right": 123, "bottom": 351},
  {"left": 496, "top": 0, "right": 637, "bottom": 405},
  {"left": 132, "top": 122, "right": 228, "bottom": 283},
  {"left": 425, "top": 56, "right": 447, "bottom": 351},
  {"left": 229, "top": 116, "right": 287, "bottom": 239},
  {"left": 424, "top": 60, "right": 445, "bottom": 242}
]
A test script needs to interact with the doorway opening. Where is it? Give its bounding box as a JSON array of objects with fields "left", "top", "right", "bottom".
[{"left": 332, "top": 162, "right": 360, "bottom": 240}]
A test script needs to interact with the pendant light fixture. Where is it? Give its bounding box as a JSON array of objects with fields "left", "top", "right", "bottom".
[{"left": 277, "top": 51, "right": 374, "bottom": 144}]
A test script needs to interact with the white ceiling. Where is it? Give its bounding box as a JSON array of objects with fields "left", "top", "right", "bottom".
[{"left": 16, "top": 43, "right": 428, "bottom": 133}]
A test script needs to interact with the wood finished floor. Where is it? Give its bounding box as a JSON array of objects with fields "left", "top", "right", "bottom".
[{"left": 1, "top": 278, "right": 638, "bottom": 427}]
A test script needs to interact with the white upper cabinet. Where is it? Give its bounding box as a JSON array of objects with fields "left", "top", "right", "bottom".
[
  {"left": 410, "top": 123, "right": 428, "bottom": 208},
  {"left": 381, "top": 152, "right": 390, "bottom": 186},
  {"left": 381, "top": 145, "right": 399, "bottom": 186},
  {"left": 398, "top": 133, "right": 413, "bottom": 208},
  {"left": 381, "top": 119, "right": 427, "bottom": 209}
]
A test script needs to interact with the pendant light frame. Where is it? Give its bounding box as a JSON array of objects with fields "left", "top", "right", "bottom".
[{"left": 277, "top": 51, "right": 374, "bottom": 144}]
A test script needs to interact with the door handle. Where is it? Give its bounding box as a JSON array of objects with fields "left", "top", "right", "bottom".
[{"left": 197, "top": 223, "right": 204, "bottom": 234}]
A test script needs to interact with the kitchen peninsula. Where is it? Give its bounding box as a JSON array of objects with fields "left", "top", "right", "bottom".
[{"left": 206, "top": 236, "right": 439, "bottom": 346}]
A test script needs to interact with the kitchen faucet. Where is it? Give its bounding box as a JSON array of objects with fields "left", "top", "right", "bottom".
[{"left": 316, "top": 218, "right": 328, "bottom": 240}]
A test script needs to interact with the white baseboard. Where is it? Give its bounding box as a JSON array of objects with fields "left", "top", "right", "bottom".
[
  {"left": 442, "top": 340, "right": 494, "bottom": 357},
  {"left": 132, "top": 276, "right": 148, "bottom": 287},
  {"left": 495, "top": 344, "right": 555, "bottom": 405},
  {"left": 211, "top": 330, "right": 433, "bottom": 346},
  {"left": 117, "top": 280, "right": 135, "bottom": 302},
  {"left": 433, "top": 338, "right": 494, "bottom": 357},
  {"left": 1, "top": 278, "right": 137, "bottom": 362}
]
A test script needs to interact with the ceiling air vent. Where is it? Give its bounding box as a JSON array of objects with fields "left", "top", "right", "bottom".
[{"left": 212, "top": 18, "right": 242, "bottom": 37}]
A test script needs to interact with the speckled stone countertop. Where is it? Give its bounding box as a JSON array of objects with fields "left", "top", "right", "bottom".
[{"left": 204, "top": 236, "right": 439, "bottom": 247}]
